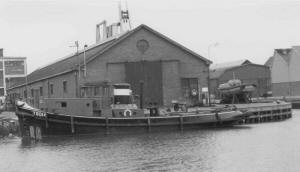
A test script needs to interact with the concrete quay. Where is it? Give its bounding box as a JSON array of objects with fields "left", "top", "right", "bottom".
[{"left": 234, "top": 102, "right": 292, "bottom": 124}]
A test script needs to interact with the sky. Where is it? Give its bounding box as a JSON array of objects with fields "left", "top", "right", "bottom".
[{"left": 0, "top": 0, "right": 300, "bottom": 73}]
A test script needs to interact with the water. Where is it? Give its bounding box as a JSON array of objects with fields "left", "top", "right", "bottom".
[{"left": 1, "top": 110, "right": 300, "bottom": 172}]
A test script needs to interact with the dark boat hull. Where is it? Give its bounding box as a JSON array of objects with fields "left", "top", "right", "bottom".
[{"left": 16, "top": 104, "right": 247, "bottom": 138}]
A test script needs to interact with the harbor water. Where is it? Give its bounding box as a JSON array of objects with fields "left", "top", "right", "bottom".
[{"left": 1, "top": 110, "right": 300, "bottom": 172}]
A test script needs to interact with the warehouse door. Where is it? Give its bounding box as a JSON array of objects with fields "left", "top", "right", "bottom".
[
  {"left": 106, "top": 63, "right": 125, "bottom": 83},
  {"left": 125, "top": 61, "right": 163, "bottom": 106}
]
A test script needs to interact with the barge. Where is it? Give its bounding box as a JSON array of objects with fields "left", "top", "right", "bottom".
[{"left": 15, "top": 83, "right": 249, "bottom": 139}]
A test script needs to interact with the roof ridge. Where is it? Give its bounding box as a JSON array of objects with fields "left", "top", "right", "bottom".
[
  {"left": 32, "top": 37, "right": 118, "bottom": 74},
  {"left": 211, "top": 59, "right": 250, "bottom": 70},
  {"left": 18, "top": 24, "right": 211, "bottom": 86}
]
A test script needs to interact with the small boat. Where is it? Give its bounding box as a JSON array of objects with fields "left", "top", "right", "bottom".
[
  {"left": 218, "top": 79, "right": 256, "bottom": 104},
  {"left": 218, "top": 79, "right": 256, "bottom": 95},
  {"left": 15, "top": 83, "right": 249, "bottom": 138}
]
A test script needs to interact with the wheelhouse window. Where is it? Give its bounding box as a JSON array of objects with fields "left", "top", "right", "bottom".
[
  {"left": 94, "top": 86, "right": 100, "bottom": 96},
  {"left": 61, "top": 102, "right": 67, "bottom": 108},
  {"left": 114, "top": 96, "right": 133, "bottom": 104},
  {"left": 80, "top": 85, "right": 110, "bottom": 97},
  {"left": 80, "top": 87, "right": 93, "bottom": 97}
]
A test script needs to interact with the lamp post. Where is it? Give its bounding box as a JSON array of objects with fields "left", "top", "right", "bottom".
[
  {"left": 83, "top": 44, "right": 88, "bottom": 77},
  {"left": 207, "top": 42, "right": 219, "bottom": 106}
]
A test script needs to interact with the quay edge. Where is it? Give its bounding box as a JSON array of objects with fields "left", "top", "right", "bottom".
[{"left": 234, "top": 102, "right": 292, "bottom": 124}]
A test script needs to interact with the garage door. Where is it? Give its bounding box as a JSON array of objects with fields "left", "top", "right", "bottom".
[{"left": 125, "top": 61, "right": 163, "bottom": 106}]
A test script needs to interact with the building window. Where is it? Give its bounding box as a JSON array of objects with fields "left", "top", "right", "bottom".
[
  {"left": 63, "top": 81, "right": 67, "bottom": 93},
  {"left": 0, "top": 88, "right": 4, "bottom": 96},
  {"left": 50, "top": 84, "right": 54, "bottom": 95},
  {"left": 31, "top": 89, "right": 34, "bottom": 97},
  {"left": 24, "top": 90, "right": 27, "bottom": 98},
  {"left": 39, "top": 87, "right": 43, "bottom": 96},
  {"left": 181, "top": 78, "right": 199, "bottom": 99},
  {"left": 94, "top": 86, "right": 103, "bottom": 96}
]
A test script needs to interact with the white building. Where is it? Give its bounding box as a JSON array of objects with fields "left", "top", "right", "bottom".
[
  {"left": 265, "top": 46, "right": 300, "bottom": 96},
  {"left": 0, "top": 49, "right": 27, "bottom": 98}
]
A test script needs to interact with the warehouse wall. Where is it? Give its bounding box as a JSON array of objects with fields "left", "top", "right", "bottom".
[
  {"left": 210, "top": 64, "right": 271, "bottom": 98},
  {"left": 86, "top": 28, "right": 208, "bottom": 106},
  {"left": 8, "top": 27, "right": 209, "bottom": 107},
  {"left": 272, "top": 81, "right": 300, "bottom": 96}
]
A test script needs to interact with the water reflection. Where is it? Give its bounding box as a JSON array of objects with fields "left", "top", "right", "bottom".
[{"left": 0, "top": 112, "right": 299, "bottom": 172}]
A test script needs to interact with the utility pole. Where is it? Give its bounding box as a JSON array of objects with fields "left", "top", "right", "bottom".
[
  {"left": 70, "top": 41, "right": 80, "bottom": 76},
  {"left": 83, "top": 44, "right": 88, "bottom": 77},
  {"left": 70, "top": 41, "right": 80, "bottom": 97},
  {"left": 207, "top": 65, "right": 211, "bottom": 106},
  {"left": 1, "top": 55, "right": 6, "bottom": 96},
  {"left": 207, "top": 42, "right": 219, "bottom": 106}
]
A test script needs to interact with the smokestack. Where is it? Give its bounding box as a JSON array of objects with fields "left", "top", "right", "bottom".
[
  {"left": 0, "top": 49, "right": 3, "bottom": 57},
  {"left": 95, "top": 3, "right": 132, "bottom": 43},
  {"left": 96, "top": 20, "right": 107, "bottom": 43}
]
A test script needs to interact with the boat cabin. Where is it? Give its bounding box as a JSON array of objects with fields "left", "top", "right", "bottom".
[{"left": 41, "top": 83, "right": 143, "bottom": 118}]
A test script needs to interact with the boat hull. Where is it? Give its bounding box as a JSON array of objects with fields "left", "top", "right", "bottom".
[{"left": 16, "top": 106, "right": 246, "bottom": 138}]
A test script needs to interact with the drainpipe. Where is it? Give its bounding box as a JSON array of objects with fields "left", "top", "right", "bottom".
[
  {"left": 139, "top": 80, "right": 144, "bottom": 109},
  {"left": 207, "top": 64, "right": 211, "bottom": 106}
]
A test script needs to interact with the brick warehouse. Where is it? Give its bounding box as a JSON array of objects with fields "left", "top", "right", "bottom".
[
  {"left": 210, "top": 59, "right": 271, "bottom": 98},
  {"left": 7, "top": 24, "right": 211, "bottom": 108}
]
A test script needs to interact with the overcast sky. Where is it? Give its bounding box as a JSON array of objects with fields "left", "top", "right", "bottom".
[{"left": 0, "top": 0, "right": 300, "bottom": 73}]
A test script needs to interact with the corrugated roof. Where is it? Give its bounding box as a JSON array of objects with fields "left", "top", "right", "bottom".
[
  {"left": 11, "top": 24, "right": 211, "bottom": 88},
  {"left": 2, "top": 57, "right": 26, "bottom": 60},
  {"left": 27, "top": 38, "right": 117, "bottom": 83},
  {"left": 210, "top": 59, "right": 251, "bottom": 79},
  {"left": 210, "top": 68, "right": 227, "bottom": 79},
  {"left": 210, "top": 59, "right": 250, "bottom": 70}
]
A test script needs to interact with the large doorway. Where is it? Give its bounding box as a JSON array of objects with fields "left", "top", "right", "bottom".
[{"left": 125, "top": 61, "right": 163, "bottom": 106}]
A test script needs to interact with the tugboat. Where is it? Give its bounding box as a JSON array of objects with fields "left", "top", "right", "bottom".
[{"left": 15, "top": 83, "right": 248, "bottom": 138}]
